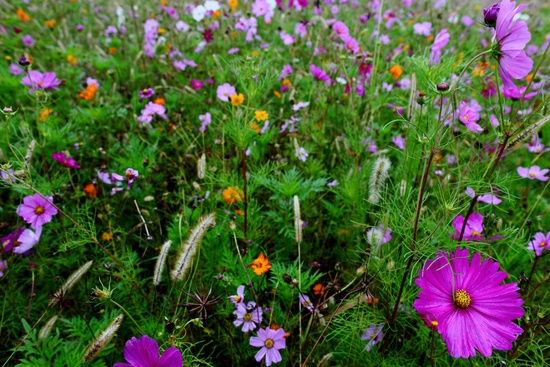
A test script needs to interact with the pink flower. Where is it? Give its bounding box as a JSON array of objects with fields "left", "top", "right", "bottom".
[
  {"left": 138, "top": 102, "right": 167, "bottom": 123},
  {"left": 414, "top": 248, "right": 524, "bottom": 358},
  {"left": 413, "top": 22, "right": 432, "bottom": 36},
  {"left": 457, "top": 100, "right": 483, "bottom": 133},
  {"left": 517, "top": 166, "right": 549, "bottom": 181},
  {"left": 279, "top": 30, "right": 295, "bottom": 45},
  {"left": 527, "top": 231, "right": 550, "bottom": 256},
  {"left": 299, "top": 294, "right": 317, "bottom": 313},
  {"left": 13, "top": 227, "right": 42, "bottom": 254},
  {"left": 342, "top": 35, "right": 360, "bottom": 54},
  {"left": 525, "top": 136, "right": 545, "bottom": 153},
  {"left": 9, "top": 63, "right": 24, "bottom": 75},
  {"left": 430, "top": 29, "right": 450, "bottom": 65},
  {"left": 16, "top": 194, "right": 58, "bottom": 230},
  {"left": 216, "top": 83, "right": 236, "bottom": 102},
  {"left": 494, "top": 0, "right": 533, "bottom": 89},
  {"left": 199, "top": 112, "right": 212, "bottom": 133},
  {"left": 234, "top": 301, "right": 262, "bottom": 332},
  {"left": 451, "top": 213, "right": 484, "bottom": 241},
  {"left": 502, "top": 85, "right": 537, "bottom": 100},
  {"left": 114, "top": 335, "right": 182, "bottom": 367},
  {"left": 190, "top": 79, "right": 204, "bottom": 90},
  {"left": 52, "top": 152, "right": 80, "bottom": 169},
  {"left": 309, "top": 64, "right": 330, "bottom": 84},
  {"left": 21, "top": 71, "right": 62, "bottom": 94},
  {"left": 332, "top": 21, "right": 349, "bottom": 38},
  {"left": 229, "top": 285, "right": 245, "bottom": 305},
  {"left": 22, "top": 34, "right": 35, "bottom": 46},
  {"left": 392, "top": 136, "right": 406, "bottom": 150},
  {"left": 465, "top": 187, "right": 502, "bottom": 205},
  {"left": 250, "top": 327, "right": 286, "bottom": 366}
]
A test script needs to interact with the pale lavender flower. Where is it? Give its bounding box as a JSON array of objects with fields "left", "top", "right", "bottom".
[
  {"left": 361, "top": 324, "right": 383, "bottom": 352},
  {"left": 199, "top": 112, "right": 212, "bottom": 133},
  {"left": 299, "top": 294, "right": 316, "bottom": 313},
  {"left": 216, "top": 83, "right": 236, "bottom": 102},
  {"left": 517, "top": 166, "right": 549, "bottom": 181},
  {"left": 233, "top": 302, "right": 262, "bottom": 332},
  {"left": 22, "top": 34, "right": 34, "bottom": 46},
  {"left": 413, "top": 22, "right": 432, "bottom": 36},
  {"left": 250, "top": 327, "right": 286, "bottom": 366},
  {"left": 229, "top": 285, "right": 245, "bottom": 305},
  {"left": 430, "top": 29, "right": 450, "bottom": 65},
  {"left": 392, "top": 136, "right": 406, "bottom": 150}
]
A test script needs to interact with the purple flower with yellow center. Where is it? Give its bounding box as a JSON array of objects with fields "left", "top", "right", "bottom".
[
  {"left": 250, "top": 327, "right": 286, "bottom": 366},
  {"left": 360, "top": 324, "right": 383, "bottom": 352},
  {"left": 13, "top": 227, "right": 41, "bottom": 254},
  {"left": 299, "top": 294, "right": 316, "bottom": 313},
  {"left": 114, "top": 335, "right": 182, "bottom": 367},
  {"left": 451, "top": 213, "right": 484, "bottom": 241},
  {"left": 414, "top": 248, "right": 524, "bottom": 358},
  {"left": 233, "top": 301, "right": 262, "bottom": 332},
  {"left": 139, "top": 88, "right": 155, "bottom": 102},
  {"left": 216, "top": 83, "right": 236, "bottom": 102},
  {"left": 21, "top": 71, "right": 62, "bottom": 94},
  {"left": 457, "top": 100, "right": 483, "bottom": 133},
  {"left": 229, "top": 285, "right": 245, "bottom": 305},
  {"left": 517, "top": 166, "right": 549, "bottom": 181},
  {"left": 16, "top": 194, "right": 58, "bottom": 230},
  {"left": 310, "top": 64, "right": 330, "bottom": 84},
  {"left": 52, "top": 152, "right": 80, "bottom": 169},
  {"left": 528, "top": 231, "right": 550, "bottom": 256}
]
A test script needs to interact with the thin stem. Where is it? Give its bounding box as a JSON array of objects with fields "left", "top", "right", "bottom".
[
  {"left": 111, "top": 299, "right": 144, "bottom": 335},
  {"left": 241, "top": 149, "right": 248, "bottom": 238},
  {"left": 26, "top": 269, "right": 35, "bottom": 320}
]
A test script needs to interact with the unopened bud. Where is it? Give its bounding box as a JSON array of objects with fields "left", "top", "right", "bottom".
[
  {"left": 437, "top": 82, "right": 449, "bottom": 91},
  {"left": 483, "top": 3, "right": 500, "bottom": 28}
]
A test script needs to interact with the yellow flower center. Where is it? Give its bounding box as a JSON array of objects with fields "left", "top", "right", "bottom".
[
  {"left": 540, "top": 241, "right": 547, "bottom": 247},
  {"left": 34, "top": 206, "right": 45, "bottom": 215},
  {"left": 234, "top": 295, "right": 241, "bottom": 302},
  {"left": 264, "top": 339, "right": 274, "bottom": 348},
  {"left": 431, "top": 321, "right": 438, "bottom": 327},
  {"left": 243, "top": 313, "right": 252, "bottom": 322},
  {"left": 471, "top": 230, "right": 481, "bottom": 237},
  {"left": 454, "top": 289, "right": 471, "bottom": 308},
  {"left": 529, "top": 173, "right": 536, "bottom": 177}
]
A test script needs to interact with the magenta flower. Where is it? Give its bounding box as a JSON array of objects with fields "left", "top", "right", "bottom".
[
  {"left": 360, "top": 324, "right": 383, "bottom": 352},
  {"left": 517, "top": 166, "right": 549, "bottom": 181},
  {"left": 309, "top": 64, "right": 330, "bottom": 84},
  {"left": 342, "top": 35, "right": 360, "bottom": 54},
  {"left": 190, "top": 79, "right": 204, "bottom": 90},
  {"left": 483, "top": 3, "right": 500, "bottom": 28},
  {"left": 332, "top": 21, "right": 349, "bottom": 38},
  {"left": 139, "top": 88, "right": 155, "bottom": 101},
  {"left": 457, "top": 100, "right": 483, "bottom": 133},
  {"left": 430, "top": 28, "right": 450, "bottom": 65},
  {"left": 0, "top": 259, "right": 6, "bottom": 277},
  {"left": 233, "top": 301, "right": 262, "bottom": 332},
  {"left": 414, "top": 248, "right": 524, "bottom": 358},
  {"left": 250, "top": 327, "right": 286, "bottom": 366},
  {"left": 114, "top": 335, "right": 182, "bottom": 367},
  {"left": 52, "top": 152, "right": 80, "bottom": 169},
  {"left": 1, "top": 228, "right": 23, "bottom": 253},
  {"left": 16, "top": 194, "right": 58, "bottom": 230},
  {"left": 22, "top": 34, "right": 35, "bottom": 47},
  {"left": 527, "top": 231, "right": 550, "bottom": 256},
  {"left": 502, "top": 85, "right": 537, "bottom": 100},
  {"left": 22, "top": 71, "right": 62, "bottom": 94},
  {"left": 216, "top": 83, "right": 236, "bottom": 102},
  {"left": 229, "top": 285, "right": 245, "bottom": 305},
  {"left": 465, "top": 187, "right": 502, "bottom": 205},
  {"left": 451, "top": 213, "right": 484, "bottom": 241},
  {"left": 493, "top": 0, "right": 533, "bottom": 89}
]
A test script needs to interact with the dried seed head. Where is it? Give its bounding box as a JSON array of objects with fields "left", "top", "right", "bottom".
[
  {"left": 368, "top": 156, "right": 391, "bottom": 204},
  {"left": 39, "top": 315, "right": 58, "bottom": 339},
  {"left": 197, "top": 153, "right": 206, "bottom": 180},
  {"left": 83, "top": 313, "right": 124, "bottom": 362},
  {"left": 50, "top": 260, "right": 93, "bottom": 307},
  {"left": 293, "top": 195, "right": 302, "bottom": 243},
  {"left": 153, "top": 240, "right": 172, "bottom": 286}
]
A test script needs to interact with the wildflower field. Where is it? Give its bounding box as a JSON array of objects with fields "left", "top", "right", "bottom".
[{"left": 1, "top": 0, "right": 550, "bottom": 366}]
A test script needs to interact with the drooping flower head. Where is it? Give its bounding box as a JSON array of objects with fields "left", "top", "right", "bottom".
[
  {"left": 250, "top": 327, "right": 286, "bottom": 366},
  {"left": 414, "top": 248, "right": 524, "bottom": 358},
  {"left": 113, "top": 335, "right": 182, "bottom": 367},
  {"left": 491, "top": 0, "right": 533, "bottom": 89},
  {"left": 16, "top": 194, "right": 58, "bottom": 230},
  {"left": 52, "top": 152, "right": 80, "bottom": 169},
  {"left": 229, "top": 285, "right": 245, "bottom": 305}
]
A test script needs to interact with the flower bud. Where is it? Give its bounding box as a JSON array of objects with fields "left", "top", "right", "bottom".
[
  {"left": 483, "top": 3, "right": 500, "bottom": 28},
  {"left": 18, "top": 56, "right": 30, "bottom": 66},
  {"left": 437, "top": 82, "right": 449, "bottom": 91}
]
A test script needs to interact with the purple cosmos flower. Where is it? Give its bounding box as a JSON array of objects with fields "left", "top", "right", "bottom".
[
  {"left": 22, "top": 34, "right": 34, "bottom": 47},
  {"left": 309, "top": 64, "right": 330, "bottom": 84},
  {"left": 413, "top": 22, "right": 432, "bottom": 36},
  {"left": 139, "top": 88, "right": 155, "bottom": 101},
  {"left": 104, "top": 25, "right": 118, "bottom": 37},
  {"left": 1, "top": 227, "right": 24, "bottom": 253},
  {"left": 292, "top": 102, "right": 309, "bottom": 111},
  {"left": 98, "top": 171, "right": 124, "bottom": 185},
  {"left": 9, "top": 63, "right": 24, "bottom": 75},
  {"left": 16, "top": 194, "right": 58, "bottom": 230},
  {"left": 332, "top": 21, "right": 349, "bottom": 38},
  {"left": 502, "top": 86, "right": 537, "bottom": 100},
  {"left": 228, "top": 47, "right": 240, "bottom": 55},
  {"left": 528, "top": 231, "right": 550, "bottom": 256},
  {"left": 199, "top": 112, "right": 212, "bottom": 133},
  {"left": 216, "top": 83, "right": 237, "bottom": 102},
  {"left": 229, "top": 285, "right": 245, "bottom": 305},
  {"left": 0, "top": 259, "right": 6, "bottom": 277},
  {"left": 190, "top": 79, "right": 204, "bottom": 90},
  {"left": 52, "top": 152, "right": 80, "bottom": 169},
  {"left": 233, "top": 301, "right": 262, "bottom": 332},
  {"left": 494, "top": 0, "right": 533, "bottom": 90},
  {"left": 361, "top": 324, "right": 383, "bottom": 352},
  {"left": 280, "top": 65, "right": 293, "bottom": 79},
  {"left": 457, "top": 100, "right": 483, "bottom": 133},
  {"left": 22, "top": 71, "right": 62, "bottom": 94},
  {"left": 13, "top": 227, "right": 42, "bottom": 254},
  {"left": 342, "top": 35, "right": 360, "bottom": 54},
  {"left": 517, "top": 166, "right": 549, "bottom": 181},
  {"left": 465, "top": 187, "right": 502, "bottom": 205},
  {"left": 138, "top": 102, "right": 167, "bottom": 123},
  {"left": 430, "top": 28, "right": 450, "bottom": 65},
  {"left": 280, "top": 30, "right": 295, "bottom": 45},
  {"left": 451, "top": 213, "right": 484, "bottom": 241},
  {"left": 392, "top": 136, "right": 406, "bottom": 150},
  {"left": 366, "top": 224, "right": 392, "bottom": 248},
  {"left": 125, "top": 168, "right": 139, "bottom": 189},
  {"left": 76, "top": 25, "right": 84, "bottom": 31},
  {"left": 414, "top": 248, "right": 524, "bottom": 358},
  {"left": 250, "top": 327, "right": 286, "bottom": 366},
  {"left": 326, "top": 180, "right": 339, "bottom": 187},
  {"left": 526, "top": 136, "right": 545, "bottom": 153},
  {"left": 114, "top": 335, "right": 182, "bottom": 367},
  {"left": 299, "top": 294, "right": 316, "bottom": 313}
]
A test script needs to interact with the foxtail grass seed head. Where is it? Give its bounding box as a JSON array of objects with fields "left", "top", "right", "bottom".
[
  {"left": 197, "top": 153, "right": 206, "bottom": 179},
  {"left": 83, "top": 313, "right": 124, "bottom": 362},
  {"left": 153, "top": 240, "right": 172, "bottom": 286},
  {"left": 39, "top": 315, "right": 58, "bottom": 339},
  {"left": 293, "top": 195, "right": 302, "bottom": 243},
  {"left": 171, "top": 213, "right": 216, "bottom": 282},
  {"left": 25, "top": 139, "right": 36, "bottom": 170},
  {"left": 368, "top": 156, "right": 391, "bottom": 204},
  {"left": 506, "top": 115, "right": 550, "bottom": 152},
  {"left": 49, "top": 260, "right": 93, "bottom": 307}
]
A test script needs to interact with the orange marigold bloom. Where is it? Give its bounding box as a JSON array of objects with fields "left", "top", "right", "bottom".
[
  {"left": 83, "top": 183, "right": 98, "bottom": 199},
  {"left": 388, "top": 65, "right": 403, "bottom": 79},
  {"left": 248, "top": 254, "right": 272, "bottom": 275},
  {"left": 273, "top": 90, "right": 281, "bottom": 98},
  {"left": 160, "top": 0, "right": 167, "bottom": 5},
  {"left": 229, "top": 0, "right": 238, "bottom": 12},
  {"left": 282, "top": 78, "right": 292, "bottom": 87},
  {"left": 109, "top": 47, "right": 118, "bottom": 54},
  {"left": 222, "top": 187, "right": 243, "bottom": 204},
  {"left": 313, "top": 283, "right": 325, "bottom": 295},
  {"left": 45, "top": 19, "right": 57, "bottom": 28},
  {"left": 213, "top": 10, "right": 221, "bottom": 19},
  {"left": 79, "top": 84, "right": 98, "bottom": 101},
  {"left": 101, "top": 232, "right": 113, "bottom": 241},
  {"left": 235, "top": 209, "right": 244, "bottom": 216},
  {"left": 231, "top": 93, "right": 245, "bottom": 106},
  {"left": 154, "top": 98, "right": 166, "bottom": 105},
  {"left": 16, "top": 9, "right": 30, "bottom": 22},
  {"left": 38, "top": 108, "right": 53, "bottom": 122},
  {"left": 67, "top": 54, "right": 78, "bottom": 66},
  {"left": 254, "top": 110, "right": 268, "bottom": 121}
]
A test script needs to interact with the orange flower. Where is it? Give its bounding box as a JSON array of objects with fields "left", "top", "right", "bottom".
[
  {"left": 101, "top": 232, "right": 113, "bottom": 241},
  {"left": 235, "top": 209, "right": 244, "bottom": 216},
  {"left": 38, "top": 108, "right": 53, "bottom": 122},
  {"left": 251, "top": 50, "right": 259, "bottom": 57},
  {"left": 273, "top": 90, "right": 281, "bottom": 98},
  {"left": 254, "top": 110, "right": 268, "bottom": 121},
  {"left": 250, "top": 123, "right": 261, "bottom": 133},
  {"left": 45, "top": 19, "right": 57, "bottom": 28},
  {"left": 472, "top": 61, "right": 490, "bottom": 77},
  {"left": 154, "top": 98, "right": 166, "bottom": 105},
  {"left": 229, "top": 0, "right": 238, "bottom": 12},
  {"left": 109, "top": 47, "right": 118, "bottom": 54},
  {"left": 282, "top": 78, "right": 292, "bottom": 87},
  {"left": 230, "top": 93, "right": 245, "bottom": 106},
  {"left": 83, "top": 183, "right": 98, "bottom": 199},
  {"left": 213, "top": 10, "right": 221, "bottom": 19},
  {"left": 16, "top": 9, "right": 30, "bottom": 22},
  {"left": 161, "top": 0, "right": 167, "bottom": 5},
  {"left": 79, "top": 84, "right": 98, "bottom": 101},
  {"left": 222, "top": 187, "right": 243, "bottom": 204},
  {"left": 388, "top": 65, "right": 403, "bottom": 79},
  {"left": 248, "top": 254, "right": 272, "bottom": 275},
  {"left": 313, "top": 283, "right": 325, "bottom": 295},
  {"left": 67, "top": 54, "right": 78, "bottom": 66}
]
